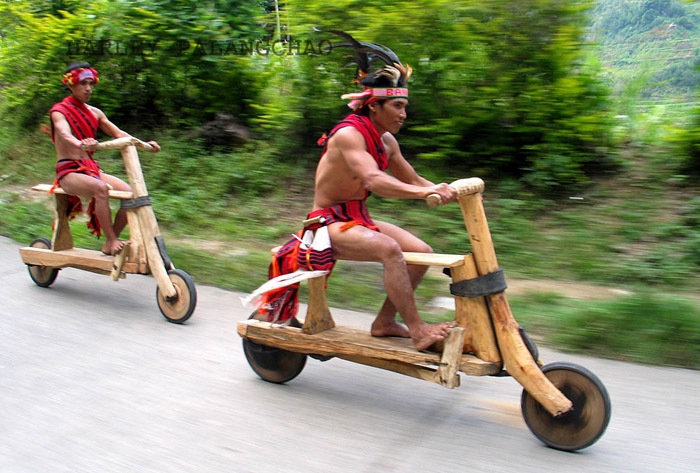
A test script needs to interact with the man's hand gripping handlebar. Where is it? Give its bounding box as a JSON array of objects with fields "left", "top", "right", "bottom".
[
  {"left": 426, "top": 178, "right": 485, "bottom": 207},
  {"left": 79, "top": 136, "right": 159, "bottom": 152}
]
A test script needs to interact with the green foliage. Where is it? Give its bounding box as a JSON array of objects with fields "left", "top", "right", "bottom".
[
  {"left": 510, "top": 290, "right": 700, "bottom": 369},
  {"left": 0, "top": 198, "right": 54, "bottom": 245},
  {"left": 553, "top": 292, "right": 700, "bottom": 368},
  {"left": 0, "top": 0, "right": 268, "bottom": 129},
  {"left": 285, "top": 0, "right": 616, "bottom": 193},
  {"left": 591, "top": 0, "right": 700, "bottom": 101},
  {"left": 132, "top": 135, "right": 310, "bottom": 242},
  {"left": 1, "top": 0, "right": 623, "bottom": 192},
  {"left": 590, "top": 0, "right": 700, "bottom": 171},
  {"left": 249, "top": 53, "right": 343, "bottom": 151},
  {"left": 165, "top": 242, "right": 272, "bottom": 294},
  {"left": 676, "top": 103, "right": 700, "bottom": 177}
]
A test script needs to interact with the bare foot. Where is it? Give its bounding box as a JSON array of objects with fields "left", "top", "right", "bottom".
[
  {"left": 410, "top": 321, "right": 457, "bottom": 351},
  {"left": 101, "top": 239, "right": 127, "bottom": 256},
  {"left": 371, "top": 319, "right": 410, "bottom": 338}
]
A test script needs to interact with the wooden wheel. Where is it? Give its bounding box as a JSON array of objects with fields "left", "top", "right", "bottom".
[
  {"left": 242, "top": 338, "right": 307, "bottom": 384},
  {"left": 156, "top": 269, "right": 197, "bottom": 324},
  {"left": 521, "top": 362, "right": 611, "bottom": 451},
  {"left": 26, "top": 238, "right": 59, "bottom": 287},
  {"left": 242, "top": 315, "right": 307, "bottom": 384}
]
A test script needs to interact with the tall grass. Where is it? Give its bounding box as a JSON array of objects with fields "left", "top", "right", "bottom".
[{"left": 511, "top": 290, "right": 700, "bottom": 369}]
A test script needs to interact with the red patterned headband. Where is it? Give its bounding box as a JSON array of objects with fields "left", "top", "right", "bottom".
[
  {"left": 62, "top": 67, "right": 99, "bottom": 86},
  {"left": 341, "top": 87, "right": 409, "bottom": 111}
]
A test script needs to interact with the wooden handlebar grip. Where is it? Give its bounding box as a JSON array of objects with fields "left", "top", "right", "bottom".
[
  {"left": 132, "top": 138, "right": 155, "bottom": 151},
  {"left": 95, "top": 137, "right": 154, "bottom": 151},
  {"left": 450, "top": 177, "right": 485, "bottom": 197},
  {"left": 426, "top": 193, "right": 442, "bottom": 207},
  {"left": 425, "top": 178, "right": 485, "bottom": 208}
]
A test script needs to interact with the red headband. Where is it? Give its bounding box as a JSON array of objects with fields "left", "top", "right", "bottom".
[
  {"left": 62, "top": 68, "right": 99, "bottom": 86},
  {"left": 341, "top": 87, "right": 409, "bottom": 111}
]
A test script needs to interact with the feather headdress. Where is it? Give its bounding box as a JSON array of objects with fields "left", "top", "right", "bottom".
[{"left": 318, "top": 28, "right": 413, "bottom": 110}]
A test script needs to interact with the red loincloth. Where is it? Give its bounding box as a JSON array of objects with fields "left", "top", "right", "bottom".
[
  {"left": 257, "top": 200, "right": 381, "bottom": 323},
  {"left": 257, "top": 114, "right": 387, "bottom": 322},
  {"left": 51, "top": 158, "right": 103, "bottom": 237},
  {"left": 48, "top": 96, "right": 103, "bottom": 237}
]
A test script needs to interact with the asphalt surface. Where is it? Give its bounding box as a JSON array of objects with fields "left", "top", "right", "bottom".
[{"left": 1, "top": 235, "right": 699, "bottom": 472}]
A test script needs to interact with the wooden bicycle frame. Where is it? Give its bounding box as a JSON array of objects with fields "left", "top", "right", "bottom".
[{"left": 238, "top": 178, "right": 573, "bottom": 417}]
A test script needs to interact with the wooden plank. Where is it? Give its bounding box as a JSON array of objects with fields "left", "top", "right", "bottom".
[
  {"left": 110, "top": 244, "right": 130, "bottom": 281},
  {"left": 19, "top": 247, "right": 138, "bottom": 273},
  {"left": 32, "top": 184, "right": 134, "bottom": 200},
  {"left": 120, "top": 145, "right": 176, "bottom": 298},
  {"left": 125, "top": 209, "right": 148, "bottom": 273},
  {"left": 270, "top": 251, "right": 466, "bottom": 268},
  {"left": 69, "top": 265, "right": 125, "bottom": 278},
  {"left": 302, "top": 275, "right": 335, "bottom": 334},
  {"left": 238, "top": 320, "right": 500, "bottom": 377},
  {"left": 339, "top": 354, "right": 444, "bottom": 384},
  {"left": 458, "top": 190, "right": 573, "bottom": 417},
  {"left": 452, "top": 254, "right": 502, "bottom": 363},
  {"left": 52, "top": 194, "right": 74, "bottom": 251},
  {"left": 402, "top": 252, "right": 466, "bottom": 267},
  {"left": 437, "top": 327, "right": 465, "bottom": 388},
  {"left": 239, "top": 320, "right": 436, "bottom": 364},
  {"left": 131, "top": 204, "right": 175, "bottom": 296},
  {"left": 460, "top": 356, "right": 502, "bottom": 376}
]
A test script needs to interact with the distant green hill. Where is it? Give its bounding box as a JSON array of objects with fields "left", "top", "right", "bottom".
[{"left": 589, "top": 0, "right": 700, "bottom": 112}]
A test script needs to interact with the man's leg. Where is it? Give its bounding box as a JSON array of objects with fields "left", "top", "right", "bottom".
[
  {"left": 371, "top": 221, "right": 432, "bottom": 336},
  {"left": 58, "top": 172, "right": 126, "bottom": 255},
  {"left": 100, "top": 172, "right": 131, "bottom": 236},
  {"left": 328, "top": 222, "right": 454, "bottom": 351}
]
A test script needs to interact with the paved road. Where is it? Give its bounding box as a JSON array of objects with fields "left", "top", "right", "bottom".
[{"left": 1, "top": 235, "right": 699, "bottom": 472}]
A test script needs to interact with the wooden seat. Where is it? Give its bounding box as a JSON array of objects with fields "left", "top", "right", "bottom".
[
  {"left": 271, "top": 245, "right": 466, "bottom": 269},
  {"left": 32, "top": 183, "right": 134, "bottom": 200},
  {"left": 402, "top": 252, "right": 466, "bottom": 267}
]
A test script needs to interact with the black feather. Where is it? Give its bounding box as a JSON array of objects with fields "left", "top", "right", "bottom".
[
  {"left": 319, "top": 29, "right": 401, "bottom": 72},
  {"left": 315, "top": 27, "right": 412, "bottom": 87}
]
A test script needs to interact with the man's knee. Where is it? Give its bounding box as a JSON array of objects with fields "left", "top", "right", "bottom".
[
  {"left": 92, "top": 180, "right": 112, "bottom": 200},
  {"left": 383, "top": 239, "right": 406, "bottom": 263},
  {"left": 113, "top": 181, "right": 132, "bottom": 193}
]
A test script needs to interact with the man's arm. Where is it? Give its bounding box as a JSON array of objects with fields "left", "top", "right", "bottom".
[
  {"left": 93, "top": 106, "right": 161, "bottom": 152},
  {"left": 92, "top": 106, "right": 130, "bottom": 139},
  {"left": 50, "top": 111, "right": 85, "bottom": 150},
  {"left": 338, "top": 127, "right": 453, "bottom": 202},
  {"left": 382, "top": 132, "right": 434, "bottom": 187}
]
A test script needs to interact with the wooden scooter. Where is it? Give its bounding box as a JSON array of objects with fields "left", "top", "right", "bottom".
[
  {"left": 19, "top": 137, "right": 197, "bottom": 323},
  {"left": 237, "top": 177, "right": 611, "bottom": 451}
]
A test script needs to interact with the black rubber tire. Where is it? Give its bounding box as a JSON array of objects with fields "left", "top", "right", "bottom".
[
  {"left": 521, "top": 362, "right": 611, "bottom": 451},
  {"left": 156, "top": 269, "right": 197, "bottom": 324},
  {"left": 242, "top": 316, "right": 307, "bottom": 384},
  {"left": 242, "top": 339, "right": 307, "bottom": 384},
  {"left": 26, "top": 238, "right": 59, "bottom": 288}
]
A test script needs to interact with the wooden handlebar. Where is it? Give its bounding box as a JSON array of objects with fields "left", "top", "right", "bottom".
[
  {"left": 94, "top": 137, "right": 155, "bottom": 152},
  {"left": 426, "top": 193, "right": 443, "bottom": 207},
  {"left": 426, "top": 177, "right": 485, "bottom": 207}
]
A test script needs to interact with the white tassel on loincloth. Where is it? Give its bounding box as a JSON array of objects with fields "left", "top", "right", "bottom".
[
  {"left": 241, "top": 224, "right": 333, "bottom": 308},
  {"left": 240, "top": 269, "right": 330, "bottom": 308}
]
